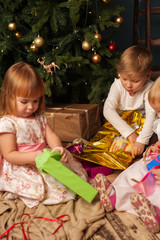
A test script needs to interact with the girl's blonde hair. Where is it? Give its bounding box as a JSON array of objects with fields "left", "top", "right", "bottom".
[
  {"left": 0, "top": 62, "right": 45, "bottom": 116},
  {"left": 117, "top": 45, "right": 152, "bottom": 77},
  {"left": 148, "top": 77, "right": 160, "bottom": 110}
]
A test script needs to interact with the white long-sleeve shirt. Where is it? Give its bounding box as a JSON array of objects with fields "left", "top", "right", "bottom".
[{"left": 103, "top": 78, "right": 156, "bottom": 145}]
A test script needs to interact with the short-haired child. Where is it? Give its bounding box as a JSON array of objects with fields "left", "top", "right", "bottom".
[{"left": 103, "top": 45, "right": 156, "bottom": 158}]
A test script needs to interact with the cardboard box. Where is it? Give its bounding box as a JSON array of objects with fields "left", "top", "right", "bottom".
[{"left": 45, "top": 104, "right": 101, "bottom": 142}]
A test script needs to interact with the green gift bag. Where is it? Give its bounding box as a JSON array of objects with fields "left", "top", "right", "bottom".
[{"left": 36, "top": 149, "right": 98, "bottom": 203}]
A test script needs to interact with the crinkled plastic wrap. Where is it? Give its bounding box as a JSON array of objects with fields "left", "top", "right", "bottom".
[{"left": 74, "top": 110, "right": 145, "bottom": 170}]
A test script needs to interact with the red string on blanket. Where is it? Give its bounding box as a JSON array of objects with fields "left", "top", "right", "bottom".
[{"left": 0, "top": 213, "right": 70, "bottom": 240}]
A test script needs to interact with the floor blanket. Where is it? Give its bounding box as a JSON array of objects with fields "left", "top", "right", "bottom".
[{"left": 0, "top": 193, "right": 105, "bottom": 240}]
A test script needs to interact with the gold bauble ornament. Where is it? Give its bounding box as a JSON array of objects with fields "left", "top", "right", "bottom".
[
  {"left": 101, "top": 0, "right": 110, "bottom": 3},
  {"left": 82, "top": 40, "right": 91, "bottom": 51},
  {"left": 34, "top": 36, "right": 44, "bottom": 48},
  {"left": 115, "top": 16, "right": 124, "bottom": 24},
  {"left": 94, "top": 33, "right": 102, "bottom": 42},
  {"left": 91, "top": 53, "right": 101, "bottom": 63},
  {"left": 14, "top": 31, "right": 23, "bottom": 39},
  {"left": 8, "top": 22, "right": 17, "bottom": 31},
  {"left": 30, "top": 43, "right": 38, "bottom": 52}
]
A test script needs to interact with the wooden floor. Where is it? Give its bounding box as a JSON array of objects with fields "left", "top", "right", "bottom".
[
  {"left": 91, "top": 211, "right": 160, "bottom": 240},
  {"left": 90, "top": 171, "right": 160, "bottom": 240}
]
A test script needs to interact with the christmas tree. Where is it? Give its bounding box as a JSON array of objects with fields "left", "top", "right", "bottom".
[{"left": 0, "top": 0, "right": 124, "bottom": 105}]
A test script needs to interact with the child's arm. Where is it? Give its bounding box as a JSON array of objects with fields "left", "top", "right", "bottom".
[
  {"left": 127, "top": 132, "right": 145, "bottom": 158},
  {"left": 136, "top": 91, "right": 156, "bottom": 147},
  {"left": 127, "top": 132, "right": 138, "bottom": 144},
  {"left": 0, "top": 133, "right": 42, "bottom": 165},
  {"left": 45, "top": 123, "right": 68, "bottom": 162},
  {"left": 131, "top": 142, "right": 145, "bottom": 158},
  {"left": 103, "top": 80, "right": 135, "bottom": 139}
]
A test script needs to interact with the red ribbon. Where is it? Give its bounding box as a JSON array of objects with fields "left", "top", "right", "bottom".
[{"left": 0, "top": 213, "right": 70, "bottom": 240}]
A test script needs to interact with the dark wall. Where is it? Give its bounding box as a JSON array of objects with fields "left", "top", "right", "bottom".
[
  {"left": 113, "top": 0, "right": 134, "bottom": 52},
  {"left": 113, "top": 0, "right": 160, "bottom": 67}
]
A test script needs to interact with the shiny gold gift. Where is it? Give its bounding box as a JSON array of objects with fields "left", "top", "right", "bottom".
[{"left": 75, "top": 110, "right": 145, "bottom": 170}]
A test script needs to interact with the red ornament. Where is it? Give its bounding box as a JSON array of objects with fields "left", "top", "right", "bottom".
[{"left": 108, "top": 42, "right": 117, "bottom": 51}]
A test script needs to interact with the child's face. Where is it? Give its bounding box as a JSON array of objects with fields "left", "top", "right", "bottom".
[
  {"left": 120, "top": 73, "right": 151, "bottom": 96},
  {"left": 15, "top": 97, "right": 40, "bottom": 118}
]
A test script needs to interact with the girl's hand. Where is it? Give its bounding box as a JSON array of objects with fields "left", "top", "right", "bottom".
[
  {"left": 36, "top": 150, "right": 43, "bottom": 157},
  {"left": 52, "top": 146, "right": 68, "bottom": 163},
  {"left": 32, "top": 150, "right": 43, "bottom": 165},
  {"left": 143, "top": 145, "right": 157, "bottom": 158},
  {"left": 152, "top": 168, "right": 160, "bottom": 185},
  {"left": 131, "top": 142, "right": 145, "bottom": 158},
  {"left": 143, "top": 141, "right": 160, "bottom": 158}
]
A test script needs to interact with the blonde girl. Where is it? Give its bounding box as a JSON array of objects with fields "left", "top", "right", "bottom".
[{"left": 0, "top": 62, "right": 87, "bottom": 208}]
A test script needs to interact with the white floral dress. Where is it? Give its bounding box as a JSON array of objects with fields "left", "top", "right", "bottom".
[{"left": 0, "top": 113, "right": 87, "bottom": 208}]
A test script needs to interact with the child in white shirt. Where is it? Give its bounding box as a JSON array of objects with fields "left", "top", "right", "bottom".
[{"left": 103, "top": 45, "right": 156, "bottom": 158}]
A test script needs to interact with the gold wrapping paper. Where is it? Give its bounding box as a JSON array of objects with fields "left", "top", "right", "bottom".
[{"left": 75, "top": 110, "right": 145, "bottom": 170}]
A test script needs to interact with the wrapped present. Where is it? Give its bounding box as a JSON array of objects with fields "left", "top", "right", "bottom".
[
  {"left": 132, "top": 154, "right": 160, "bottom": 197},
  {"left": 36, "top": 149, "right": 98, "bottom": 203},
  {"left": 109, "top": 136, "right": 132, "bottom": 152},
  {"left": 74, "top": 110, "right": 145, "bottom": 170},
  {"left": 147, "top": 154, "right": 160, "bottom": 171},
  {"left": 132, "top": 171, "right": 156, "bottom": 197},
  {"left": 66, "top": 143, "right": 113, "bottom": 178},
  {"left": 45, "top": 104, "right": 101, "bottom": 142}
]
